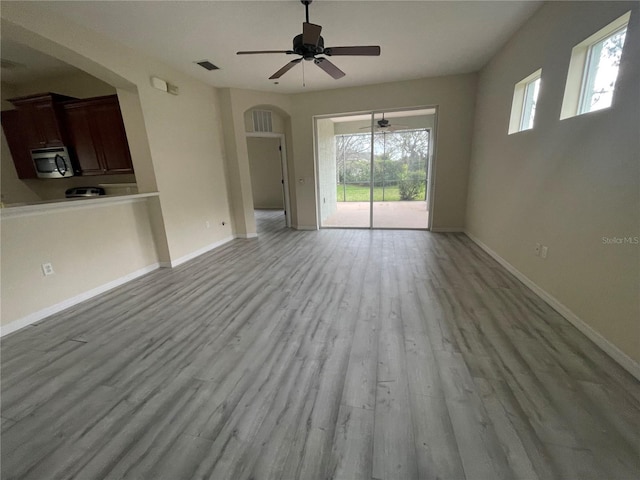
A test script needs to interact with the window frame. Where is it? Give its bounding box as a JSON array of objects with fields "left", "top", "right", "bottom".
[
  {"left": 577, "top": 24, "right": 628, "bottom": 115},
  {"left": 508, "top": 69, "right": 542, "bottom": 135},
  {"left": 560, "top": 11, "right": 631, "bottom": 120},
  {"left": 520, "top": 75, "right": 541, "bottom": 131}
]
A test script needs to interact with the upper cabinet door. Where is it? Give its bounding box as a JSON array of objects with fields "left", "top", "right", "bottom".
[
  {"left": 8, "top": 93, "right": 134, "bottom": 177},
  {"left": 63, "top": 104, "right": 103, "bottom": 175},
  {"left": 1, "top": 109, "right": 38, "bottom": 179},
  {"left": 9, "top": 93, "right": 74, "bottom": 149},
  {"left": 33, "top": 101, "right": 65, "bottom": 146},
  {"left": 90, "top": 98, "right": 134, "bottom": 174}
]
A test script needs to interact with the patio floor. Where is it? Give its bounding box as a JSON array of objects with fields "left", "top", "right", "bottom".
[{"left": 322, "top": 201, "right": 429, "bottom": 229}]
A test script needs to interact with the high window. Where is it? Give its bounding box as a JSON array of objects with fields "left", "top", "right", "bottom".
[
  {"left": 508, "top": 69, "right": 542, "bottom": 134},
  {"left": 561, "top": 11, "right": 630, "bottom": 119},
  {"left": 579, "top": 26, "right": 627, "bottom": 114}
]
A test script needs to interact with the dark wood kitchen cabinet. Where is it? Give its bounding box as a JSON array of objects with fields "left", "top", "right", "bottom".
[
  {"left": 8, "top": 93, "right": 76, "bottom": 149},
  {"left": 62, "top": 95, "right": 134, "bottom": 175},
  {"left": 1, "top": 109, "right": 38, "bottom": 179}
]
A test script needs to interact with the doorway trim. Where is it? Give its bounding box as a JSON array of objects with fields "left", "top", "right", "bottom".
[{"left": 245, "top": 132, "right": 291, "bottom": 228}]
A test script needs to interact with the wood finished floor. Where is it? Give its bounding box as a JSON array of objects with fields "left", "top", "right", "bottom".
[{"left": 2, "top": 209, "right": 639, "bottom": 480}]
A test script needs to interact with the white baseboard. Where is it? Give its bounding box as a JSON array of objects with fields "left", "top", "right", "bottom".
[
  {"left": 1, "top": 263, "right": 160, "bottom": 338},
  {"left": 293, "top": 225, "right": 318, "bottom": 231},
  {"left": 235, "top": 233, "right": 258, "bottom": 239},
  {"left": 465, "top": 231, "right": 640, "bottom": 381},
  {"left": 431, "top": 226, "right": 464, "bottom": 233},
  {"left": 169, "top": 236, "right": 235, "bottom": 267}
]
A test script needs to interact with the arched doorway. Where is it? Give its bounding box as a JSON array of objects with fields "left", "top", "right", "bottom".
[{"left": 244, "top": 106, "right": 292, "bottom": 229}]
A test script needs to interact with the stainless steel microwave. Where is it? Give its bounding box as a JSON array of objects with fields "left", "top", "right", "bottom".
[{"left": 31, "top": 146, "right": 75, "bottom": 179}]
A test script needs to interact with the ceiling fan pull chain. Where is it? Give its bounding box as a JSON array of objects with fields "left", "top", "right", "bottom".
[{"left": 302, "top": 60, "right": 306, "bottom": 87}]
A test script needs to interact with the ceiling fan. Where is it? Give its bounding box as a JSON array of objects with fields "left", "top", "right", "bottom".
[
  {"left": 360, "top": 113, "right": 409, "bottom": 132},
  {"left": 237, "top": 0, "right": 381, "bottom": 80}
]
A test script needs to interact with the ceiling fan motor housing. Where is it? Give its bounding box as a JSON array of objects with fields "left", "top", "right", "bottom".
[{"left": 293, "top": 34, "right": 324, "bottom": 60}]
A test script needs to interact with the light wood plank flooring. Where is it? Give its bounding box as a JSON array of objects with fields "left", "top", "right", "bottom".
[{"left": 2, "top": 209, "right": 639, "bottom": 480}]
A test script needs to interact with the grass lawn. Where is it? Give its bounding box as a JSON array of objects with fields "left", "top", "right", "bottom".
[{"left": 336, "top": 184, "right": 403, "bottom": 202}]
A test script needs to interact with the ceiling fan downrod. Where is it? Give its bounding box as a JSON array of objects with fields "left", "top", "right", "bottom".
[{"left": 302, "top": 0, "right": 312, "bottom": 23}]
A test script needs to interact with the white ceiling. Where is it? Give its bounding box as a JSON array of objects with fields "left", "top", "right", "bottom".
[
  {"left": 0, "top": 38, "right": 78, "bottom": 84},
  {"left": 7, "top": 1, "right": 542, "bottom": 94}
]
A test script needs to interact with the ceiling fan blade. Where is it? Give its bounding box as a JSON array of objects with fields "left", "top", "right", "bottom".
[
  {"left": 314, "top": 57, "right": 345, "bottom": 79},
  {"left": 359, "top": 124, "right": 411, "bottom": 131},
  {"left": 269, "top": 58, "right": 302, "bottom": 79},
  {"left": 303, "top": 22, "right": 322, "bottom": 47},
  {"left": 386, "top": 125, "right": 410, "bottom": 132},
  {"left": 324, "top": 46, "right": 381, "bottom": 56},
  {"left": 237, "top": 50, "right": 294, "bottom": 55}
]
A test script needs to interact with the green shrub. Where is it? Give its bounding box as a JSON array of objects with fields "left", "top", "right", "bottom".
[{"left": 398, "top": 167, "right": 426, "bottom": 200}]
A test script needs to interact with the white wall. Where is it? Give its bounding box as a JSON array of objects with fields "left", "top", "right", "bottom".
[
  {"left": 466, "top": 1, "right": 640, "bottom": 364},
  {"left": 316, "top": 118, "right": 337, "bottom": 222},
  {"left": 136, "top": 78, "right": 232, "bottom": 261},
  {"left": 289, "top": 74, "right": 477, "bottom": 230},
  {"left": 1, "top": 200, "right": 158, "bottom": 328},
  {"left": 218, "top": 89, "right": 293, "bottom": 235}
]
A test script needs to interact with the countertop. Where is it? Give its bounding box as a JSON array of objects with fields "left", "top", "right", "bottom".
[{"left": 0, "top": 192, "right": 160, "bottom": 219}]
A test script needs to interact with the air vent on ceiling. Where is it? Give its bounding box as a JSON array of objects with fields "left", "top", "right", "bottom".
[
  {"left": 196, "top": 60, "right": 219, "bottom": 71},
  {"left": 252, "top": 110, "right": 273, "bottom": 133}
]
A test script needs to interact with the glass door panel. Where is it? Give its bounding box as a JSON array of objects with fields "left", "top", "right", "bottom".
[
  {"left": 372, "top": 111, "right": 431, "bottom": 229},
  {"left": 318, "top": 115, "right": 372, "bottom": 228}
]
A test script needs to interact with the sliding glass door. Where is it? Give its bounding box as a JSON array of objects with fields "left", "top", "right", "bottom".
[
  {"left": 372, "top": 111, "right": 431, "bottom": 228},
  {"left": 316, "top": 108, "right": 435, "bottom": 230}
]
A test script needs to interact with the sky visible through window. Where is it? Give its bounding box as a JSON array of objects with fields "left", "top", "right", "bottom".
[{"left": 581, "top": 27, "right": 627, "bottom": 113}]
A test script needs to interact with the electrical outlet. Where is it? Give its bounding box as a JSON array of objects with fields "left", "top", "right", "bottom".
[
  {"left": 41, "top": 263, "right": 55, "bottom": 276},
  {"left": 541, "top": 245, "right": 548, "bottom": 259},
  {"left": 534, "top": 243, "right": 541, "bottom": 256}
]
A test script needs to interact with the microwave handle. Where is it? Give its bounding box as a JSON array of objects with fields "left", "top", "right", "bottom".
[{"left": 54, "top": 154, "right": 68, "bottom": 177}]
